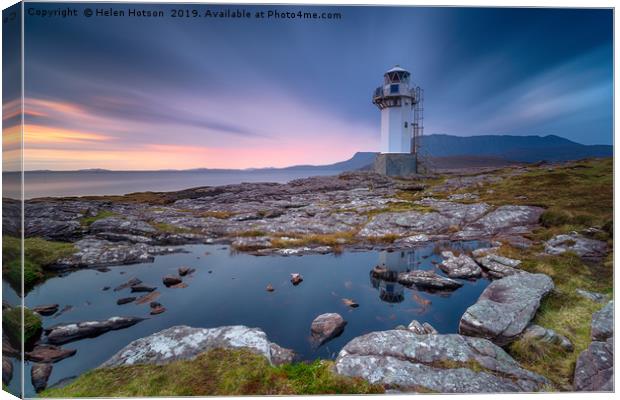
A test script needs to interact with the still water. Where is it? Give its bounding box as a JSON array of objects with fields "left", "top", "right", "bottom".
[
  {"left": 4, "top": 170, "right": 342, "bottom": 199},
  {"left": 5, "top": 241, "right": 489, "bottom": 396}
]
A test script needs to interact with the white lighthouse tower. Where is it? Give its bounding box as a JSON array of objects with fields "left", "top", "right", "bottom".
[{"left": 372, "top": 65, "right": 424, "bottom": 176}]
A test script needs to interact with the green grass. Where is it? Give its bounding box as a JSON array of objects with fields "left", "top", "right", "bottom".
[
  {"left": 41, "top": 348, "right": 383, "bottom": 397},
  {"left": 80, "top": 210, "right": 117, "bottom": 226},
  {"left": 2, "top": 236, "right": 76, "bottom": 288},
  {"left": 2, "top": 306, "right": 42, "bottom": 346}
]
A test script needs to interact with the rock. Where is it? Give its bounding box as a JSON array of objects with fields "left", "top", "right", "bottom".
[
  {"left": 576, "top": 288, "right": 607, "bottom": 303},
  {"left": 101, "top": 325, "right": 293, "bottom": 367},
  {"left": 475, "top": 254, "right": 522, "bottom": 278},
  {"left": 31, "top": 363, "right": 53, "bottom": 392},
  {"left": 170, "top": 282, "right": 188, "bottom": 289},
  {"left": 130, "top": 284, "right": 156, "bottom": 293},
  {"left": 454, "top": 205, "right": 544, "bottom": 240},
  {"left": 438, "top": 251, "right": 481, "bottom": 279},
  {"left": 25, "top": 344, "right": 77, "bottom": 363},
  {"left": 45, "top": 316, "right": 145, "bottom": 345},
  {"left": 574, "top": 337, "right": 613, "bottom": 391},
  {"left": 459, "top": 273, "right": 554, "bottom": 346},
  {"left": 2, "top": 334, "right": 19, "bottom": 357},
  {"left": 266, "top": 283, "right": 274, "bottom": 292},
  {"left": 32, "top": 304, "right": 59, "bottom": 316},
  {"left": 178, "top": 266, "right": 195, "bottom": 276},
  {"left": 89, "top": 217, "right": 157, "bottom": 237},
  {"left": 102, "top": 286, "right": 110, "bottom": 291},
  {"left": 544, "top": 232, "right": 608, "bottom": 261},
  {"left": 269, "top": 343, "right": 295, "bottom": 365},
  {"left": 310, "top": 313, "right": 346, "bottom": 346},
  {"left": 290, "top": 273, "right": 303, "bottom": 285},
  {"left": 232, "top": 236, "right": 272, "bottom": 250},
  {"left": 2, "top": 357, "right": 12, "bottom": 385},
  {"left": 522, "top": 324, "right": 573, "bottom": 352},
  {"left": 113, "top": 277, "right": 142, "bottom": 292},
  {"left": 407, "top": 320, "right": 437, "bottom": 335},
  {"left": 397, "top": 270, "right": 463, "bottom": 291},
  {"left": 334, "top": 330, "right": 549, "bottom": 392},
  {"left": 591, "top": 301, "right": 613, "bottom": 342},
  {"left": 135, "top": 291, "right": 160, "bottom": 305},
  {"left": 116, "top": 297, "right": 136, "bottom": 305},
  {"left": 150, "top": 305, "right": 166, "bottom": 315},
  {"left": 163, "top": 275, "right": 182, "bottom": 287},
  {"left": 342, "top": 298, "right": 359, "bottom": 308}
]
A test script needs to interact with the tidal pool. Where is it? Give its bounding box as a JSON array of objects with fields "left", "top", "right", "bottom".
[{"left": 5, "top": 241, "right": 489, "bottom": 396}]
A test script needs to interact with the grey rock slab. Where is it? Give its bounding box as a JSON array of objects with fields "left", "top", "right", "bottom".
[
  {"left": 545, "top": 232, "right": 608, "bottom": 261},
  {"left": 407, "top": 320, "right": 438, "bottom": 335},
  {"left": 101, "top": 325, "right": 293, "bottom": 367},
  {"left": 574, "top": 337, "right": 613, "bottom": 391},
  {"left": 335, "top": 330, "right": 548, "bottom": 393},
  {"left": 459, "top": 273, "right": 554, "bottom": 346},
  {"left": 89, "top": 217, "right": 157, "bottom": 236},
  {"left": 397, "top": 270, "right": 463, "bottom": 291},
  {"left": 45, "top": 316, "right": 145, "bottom": 345},
  {"left": 591, "top": 301, "right": 613, "bottom": 342},
  {"left": 522, "top": 324, "right": 573, "bottom": 352},
  {"left": 475, "top": 254, "right": 523, "bottom": 279},
  {"left": 439, "top": 251, "right": 482, "bottom": 279},
  {"left": 454, "top": 205, "right": 544, "bottom": 239},
  {"left": 310, "top": 313, "right": 347, "bottom": 346}
]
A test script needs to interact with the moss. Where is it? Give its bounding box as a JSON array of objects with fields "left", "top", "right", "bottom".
[
  {"left": 270, "top": 231, "right": 358, "bottom": 249},
  {"left": 200, "top": 211, "right": 235, "bottom": 219},
  {"left": 2, "top": 236, "right": 76, "bottom": 289},
  {"left": 80, "top": 210, "right": 117, "bottom": 226},
  {"left": 151, "top": 222, "right": 191, "bottom": 234},
  {"left": 2, "top": 306, "right": 42, "bottom": 346},
  {"left": 233, "top": 230, "right": 267, "bottom": 237},
  {"left": 41, "top": 348, "right": 383, "bottom": 397}
]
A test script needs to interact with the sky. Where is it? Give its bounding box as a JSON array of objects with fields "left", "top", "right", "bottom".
[{"left": 7, "top": 4, "right": 614, "bottom": 170}]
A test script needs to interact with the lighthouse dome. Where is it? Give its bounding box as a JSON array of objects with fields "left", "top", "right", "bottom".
[{"left": 384, "top": 65, "right": 410, "bottom": 84}]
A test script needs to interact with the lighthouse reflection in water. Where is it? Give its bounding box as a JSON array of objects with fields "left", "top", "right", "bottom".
[{"left": 370, "top": 250, "right": 420, "bottom": 303}]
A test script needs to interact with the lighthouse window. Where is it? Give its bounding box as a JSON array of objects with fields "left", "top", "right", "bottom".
[{"left": 390, "top": 84, "right": 399, "bottom": 94}]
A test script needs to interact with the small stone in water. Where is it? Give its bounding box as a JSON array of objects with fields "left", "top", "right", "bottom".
[
  {"left": 266, "top": 284, "right": 274, "bottom": 292},
  {"left": 342, "top": 298, "right": 359, "bottom": 308},
  {"left": 291, "top": 273, "right": 303, "bottom": 285}
]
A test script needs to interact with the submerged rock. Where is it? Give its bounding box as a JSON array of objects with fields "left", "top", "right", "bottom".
[
  {"left": 26, "top": 344, "right": 77, "bottom": 363},
  {"left": 591, "top": 301, "right": 613, "bottom": 342},
  {"left": 113, "top": 277, "right": 142, "bottom": 292},
  {"left": 342, "top": 298, "right": 359, "bottom": 308},
  {"left": 334, "top": 330, "right": 548, "bottom": 392},
  {"left": 130, "top": 284, "right": 156, "bottom": 293},
  {"left": 101, "top": 325, "right": 293, "bottom": 367},
  {"left": 311, "top": 313, "right": 346, "bottom": 346},
  {"left": 397, "top": 270, "right": 462, "bottom": 291},
  {"left": 574, "top": 337, "right": 613, "bottom": 391},
  {"left": 178, "top": 266, "right": 195, "bottom": 276},
  {"left": 439, "top": 251, "right": 481, "bottom": 279},
  {"left": 32, "top": 304, "right": 59, "bottom": 316},
  {"left": 544, "top": 232, "right": 608, "bottom": 261},
  {"left": 162, "top": 275, "right": 182, "bottom": 287},
  {"left": 31, "top": 363, "right": 53, "bottom": 392},
  {"left": 459, "top": 273, "right": 554, "bottom": 346},
  {"left": 116, "top": 297, "right": 136, "bottom": 305},
  {"left": 45, "top": 316, "right": 145, "bottom": 345}
]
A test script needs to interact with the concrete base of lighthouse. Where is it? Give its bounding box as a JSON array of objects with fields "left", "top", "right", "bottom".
[{"left": 373, "top": 153, "right": 418, "bottom": 177}]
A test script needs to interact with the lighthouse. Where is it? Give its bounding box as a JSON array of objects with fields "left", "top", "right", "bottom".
[{"left": 372, "top": 65, "right": 424, "bottom": 176}]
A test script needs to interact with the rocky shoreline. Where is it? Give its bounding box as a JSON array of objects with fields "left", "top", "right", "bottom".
[{"left": 2, "top": 164, "right": 614, "bottom": 394}]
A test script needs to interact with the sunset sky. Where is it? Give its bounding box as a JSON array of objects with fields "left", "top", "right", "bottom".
[{"left": 9, "top": 4, "right": 614, "bottom": 170}]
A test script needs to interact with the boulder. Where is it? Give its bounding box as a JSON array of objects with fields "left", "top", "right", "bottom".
[
  {"left": 31, "top": 363, "right": 53, "bottom": 392},
  {"left": 576, "top": 288, "right": 607, "bottom": 303},
  {"left": 459, "top": 273, "right": 554, "bottom": 346},
  {"left": 475, "top": 254, "right": 522, "bottom": 278},
  {"left": 439, "top": 251, "right": 481, "bottom": 279},
  {"left": 2, "top": 357, "right": 12, "bottom": 386},
  {"left": 574, "top": 337, "right": 613, "bottom": 391},
  {"left": 310, "top": 313, "right": 346, "bottom": 346},
  {"left": 101, "top": 325, "right": 293, "bottom": 367},
  {"left": 45, "top": 316, "right": 145, "bottom": 345},
  {"left": 32, "top": 304, "right": 59, "bottom": 316},
  {"left": 521, "top": 324, "right": 573, "bottom": 352},
  {"left": 544, "top": 232, "right": 608, "bottom": 261},
  {"left": 407, "top": 320, "right": 437, "bottom": 335},
  {"left": 163, "top": 275, "right": 182, "bottom": 287},
  {"left": 25, "top": 344, "right": 77, "bottom": 363},
  {"left": 290, "top": 273, "right": 303, "bottom": 286},
  {"left": 591, "top": 301, "right": 613, "bottom": 342},
  {"left": 397, "top": 270, "right": 463, "bottom": 291},
  {"left": 334, "top": 330, "right": 548, "bottom": 392}
]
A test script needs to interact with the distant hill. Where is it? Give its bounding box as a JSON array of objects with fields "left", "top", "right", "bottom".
[{"left": 419, "top": 134, "right": 612, "bottom": 163}]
